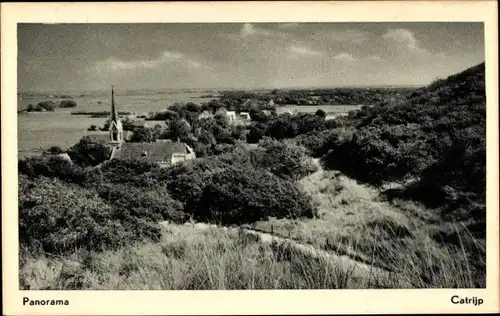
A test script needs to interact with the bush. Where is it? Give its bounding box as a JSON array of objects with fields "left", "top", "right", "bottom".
[
  {"left": 19, "top": 177, "right": 162, "bottom": 254},
  {"left": 44, "top": 146, "right": 64, "bottom": 155},
  {"left": 129, "top": 127, "right": 156, "bottom": 142},
  {"left": 98, "top": 159, "right": 159, "bottom": 187},
  {"left": 36, "top": 101, "right": 58, "bottom": 111},
  {"left": 18, "top": 155, "right": 86, "bottom": 183},
  {"left": 59, "top": 100, "right": 77, "bottom": 108},
  {"left": 253, "top": 138, "right": 317, "bottom": 181},
  {"left": 196, "top": 165, "right": 317, "bottom": 224},
  {"left": 315, "top": 109, "right": 326, "bottom": 117},
  {"left": 67, "top": 137, "right": 112, "bottom": 167},
  {"left": 97, "top": 184, "right": 187, "bottom": 224}
]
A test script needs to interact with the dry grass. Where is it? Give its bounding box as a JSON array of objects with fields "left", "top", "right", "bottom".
[
  {"left": 252, "top": 168, "right": 486, "bottom": 288},
  {"left": 20, "top": 225, "right": 402, "bottom": 290}
]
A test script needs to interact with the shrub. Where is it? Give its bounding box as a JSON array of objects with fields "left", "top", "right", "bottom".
[
  {"left": 19, "top": 177, "right": 161, "bottom": 254},
  {"left": 315, "top": 109, "right": 326, "bottom": 117},
  {"left": 44, "top": 146, "right": 64, "bottom": 155},
  {"left": 97, "top": 184, "right": 187, "bottom": 224},
  {"left": 247, "top": 122, "right": 266, "bottom": 143},
  {"left": 59, "top": 100, "right": 77, "bottom": 108},
  {"left": 253, "top": 138, "right": 317, "bottom": 181},
  {"left": 18, "top": 155, "right": 86, "bottom": 183},
  {"left": 36, "top": 101, "right": 58, "bottom": 111},
  {"left": 98, "top": 159, "right": 159, "bottom": 186},
  {"left": 163, "top": 158, "right": 224, "bottom": 213},
  {"left": 67, "top": 137, "right": 112, "bottom": 167},
  {"left": 129, "top": 127, "right": 156, "bottom": 142},
  {"left": 196, "top": 165, "right": 317, "bottom": 224}
]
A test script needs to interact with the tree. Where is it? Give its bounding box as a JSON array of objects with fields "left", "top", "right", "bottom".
[
  {"left": 196, "top": 165, "right": 317, "bottom": 224},
  {"left": 59, "top": 100, "right": 77, "bottom": 108},
  {"left": 315, "top": 109, "right": 326, "bottom": 117},
  {"left": 129, "top": 127, "right": 156, "bottom": 142},
  {"left": 67, "top": 137, "right": 112, "bottom": 167},
  {"left": 164, "top": 119, "right": 191, "bottom": 140}
]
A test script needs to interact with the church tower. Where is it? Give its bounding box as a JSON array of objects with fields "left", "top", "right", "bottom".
[{"left": 109, "top": 85, "right": 123, "bottom": 148}]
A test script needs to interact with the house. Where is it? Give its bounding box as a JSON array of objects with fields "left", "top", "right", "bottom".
[
  {"left": 110, "top": 140, "right": 195, "bottom": 168},
  {"left": 103, "top": 86, "right": 195, "bottom": 167},
  {"left": 226, "top": 111, "right": 237, "bottom": 122},
  {"left": 215, "top": 108, "right": 238, "bottom": 124}
]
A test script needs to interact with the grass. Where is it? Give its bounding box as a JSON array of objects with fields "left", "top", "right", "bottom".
[
  {"left": 251, "top": 166, "right": 486, "bottom": 288},
  {"left": 20, "top": 225, "right": 399, "bottom": 290},
  {"left": 19, "top": 161, "right": 485, "bottom": 290}
]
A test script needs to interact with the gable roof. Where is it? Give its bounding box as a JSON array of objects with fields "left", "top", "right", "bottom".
[{"left": 112, "top": 141, "right": 188, "bottom": 163}]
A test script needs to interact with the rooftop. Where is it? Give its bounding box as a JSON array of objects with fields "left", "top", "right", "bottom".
[{"left": 112, "top": 141, "right": 188, "bottom": 163}]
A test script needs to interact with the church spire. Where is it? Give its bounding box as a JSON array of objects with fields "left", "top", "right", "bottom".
[
  {"left": 111, "top": 85, "right": 118, "bottom": 123},
  {"left": 109, "top": 85, "right": 123, "bottom": 147}
]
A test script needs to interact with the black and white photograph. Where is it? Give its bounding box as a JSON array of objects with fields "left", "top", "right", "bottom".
[
  {"left": 15, "top": 21, "right": 488, "bottom": 290},
  {"left": 2, "top": 1, "right": 499, "bottom": 315}
]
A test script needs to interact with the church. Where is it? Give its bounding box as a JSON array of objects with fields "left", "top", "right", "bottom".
[{"left": 89, "top": 87, "right": 196, "bottom": 167}]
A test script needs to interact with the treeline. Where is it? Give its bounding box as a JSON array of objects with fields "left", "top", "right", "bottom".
[
  {"left": 218, "top": 87, "right": 414, "bottom": 106},
  {"left": 72, "top": 111, "right": 133, "bottom": 117},
  {"left": 21, "top": 99, "right": 77, "bottom": 112}
]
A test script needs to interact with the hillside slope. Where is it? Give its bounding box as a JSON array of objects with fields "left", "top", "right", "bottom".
[{"left": 317, "top": 62, "right": 486, "bottom": 240}]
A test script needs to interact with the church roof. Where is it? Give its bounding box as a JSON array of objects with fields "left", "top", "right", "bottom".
[{"left": 112, "top": 141, "right": 188, "bottom": 163}]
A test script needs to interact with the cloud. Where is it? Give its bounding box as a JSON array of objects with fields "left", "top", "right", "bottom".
[
  {"left": 240, "top": 23, "right": 285, "bottom": 38},
  {"left": 330, "top": 30, "right": 370, "bottom": 43},
  {"left": 289, "top": 45, "right": 322, "bottom": 56},
  {"left": 333, "top": 53, "right": 357, "bottom": 62},
  {"left": 383, "top": 28, "right": 431, "bottom": 55},
  {"left": 95, "top": 51, "right": 207, "bottom": 72}
]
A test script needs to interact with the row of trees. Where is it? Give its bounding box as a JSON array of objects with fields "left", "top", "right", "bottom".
[
  {"left": 24, "top": 99, "right": 77, "bottom": 112},
  {"left": 217, "top": 87, "right": 413, "bottom": 106}
]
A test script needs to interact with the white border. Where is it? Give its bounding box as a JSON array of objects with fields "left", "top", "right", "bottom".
[{"left": 2, "top": 1, "right": 499, "bottom": 315}]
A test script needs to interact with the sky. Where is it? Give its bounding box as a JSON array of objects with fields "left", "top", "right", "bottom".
[{"left": 18, "top": 23, "right": 485, "bottom": 92}]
